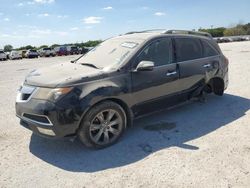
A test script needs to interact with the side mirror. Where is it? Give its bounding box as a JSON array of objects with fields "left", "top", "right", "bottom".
[{"left": 135, "top": 61, "right": 154, "bottom": 71}]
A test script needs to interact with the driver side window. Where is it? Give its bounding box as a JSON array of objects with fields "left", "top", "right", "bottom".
[{"left": 137, "top": 38, "right": 173, "bottom": 67}]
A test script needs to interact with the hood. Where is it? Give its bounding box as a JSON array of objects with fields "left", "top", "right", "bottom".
[{"left": 24, "top": 63, "right": 105, "bottom": 88}]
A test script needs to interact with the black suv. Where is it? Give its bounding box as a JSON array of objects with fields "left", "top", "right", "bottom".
[{"left": 16, "top": 30, "right": 229, "bottom": 148}]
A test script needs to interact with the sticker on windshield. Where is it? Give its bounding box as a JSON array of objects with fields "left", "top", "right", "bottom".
[{"left": 121, "top": 42, "right": 138, "bottom": 49}]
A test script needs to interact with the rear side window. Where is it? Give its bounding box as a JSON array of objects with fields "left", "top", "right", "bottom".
[
  {"left": 201, "top": 40, "right": 218, "bottom": 57},
  {"left": 137, "top": 38, "right": 173, "bottom": 67},
  {"left": 175, "top": 38, "right": 202, "bottom": 62}
]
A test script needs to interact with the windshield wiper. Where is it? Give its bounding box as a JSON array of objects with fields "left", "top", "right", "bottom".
[{"left": 81, "top": 63, "right": 99, "bottom": 69}]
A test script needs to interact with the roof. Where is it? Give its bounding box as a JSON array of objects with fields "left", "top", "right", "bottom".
[{"left": 113, "top": 29, "right": 212, "bottom": 41}]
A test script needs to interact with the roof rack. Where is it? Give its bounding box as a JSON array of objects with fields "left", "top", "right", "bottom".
[
  {"left": 124, "top": 29, "right": 212, "bottom": 38},
  {"left": 165, "top": 30, "right": 212, "bottom": 38},
  {"left": 125, "top": 29, "right": 166, "bottom": 35}
]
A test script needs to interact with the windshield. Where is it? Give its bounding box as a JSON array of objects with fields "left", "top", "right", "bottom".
[{"left": 77, "top": 38, "right": 143, "bottom": 69}]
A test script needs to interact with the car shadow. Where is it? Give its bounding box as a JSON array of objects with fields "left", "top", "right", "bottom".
[{"left": 29, "top": 94, "right": 250, "bottom": 172}]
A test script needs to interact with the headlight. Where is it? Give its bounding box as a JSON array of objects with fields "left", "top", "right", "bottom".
[{"left": 32, "top": 87, "right": 73, "bottom": 101}]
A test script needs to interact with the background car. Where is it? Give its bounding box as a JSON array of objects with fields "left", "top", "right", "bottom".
[
  {"left": 38, "top": 47, "right": 56, "bottom": 57},
  {"left": 67, "top": 46, "right": 80, "bottom": 55},
  {"left": 25, "top": 49, "right": 39, "bottom": 58},
  {"left": 80, "top": 46, "right": 93, "bottom": 54},
  {"left": 9, "top": 51, "right": 22, "bottom": 60},
  {"left": 20, "top": 50, "right": 27, "bottom": 58},
  {"left": 54, "top": 46, "right": 68, "bottom": 56},
  {"left": 0, "top": 50, "right": 7, "bottom": 61}
]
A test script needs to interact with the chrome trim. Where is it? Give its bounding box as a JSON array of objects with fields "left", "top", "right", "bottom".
[
  {"left": 166, "top": 71, "right": 177, "bottom": 76},
  {"left": 17, "top": 113, "right": 53, "bottom": 127},
  {"left": 203, "top": 64, "right": 211, "bottom": 68}
]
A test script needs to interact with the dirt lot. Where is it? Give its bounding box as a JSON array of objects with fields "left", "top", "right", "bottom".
[{"left": 0, "top": 42, "right": 250, "bottom": 188}]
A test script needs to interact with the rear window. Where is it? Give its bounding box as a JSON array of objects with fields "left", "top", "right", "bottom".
[
  {"left": 0, "top": 51, "right": 4, "bottom": 53},
  {"left": 43, "top": 48, "right": 51, "bottom": 50},
  {"left": 175, "top": 38, "right": 203, "bottom": 62},
  {"left": 30, "top": 50, "right": 36, "bottom": 52},
  {"left": 201, "top": 40, "right": 218, "bottom": 57}
]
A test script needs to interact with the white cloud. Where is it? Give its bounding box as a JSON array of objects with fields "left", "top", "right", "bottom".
[
  {"left": 38, "top": 13, "right": 50, "bottom": 17},
  {"left": 55, "top": 31, "right": 68, "bottom": 36},
  {"left": 141, "top": 6, "right": 149, "bottom": 10},
  {"left": 1, "top": 34, "right": 10, "bottom": 37},
  {"left": 85, "top": 26, "right": 93, "bottom": 29},
  {"left": 3, "top": 18, "right": 10, "bottom": 21},
  {"left": 70, "top": 27, "right": 79, "bottom": 31},
  {"left": 27, "top": 1, "right": 35, "bottom": 5},
  {"left": 103, "top": 6, "right": 113, "bottom": 10},
  {"left": 17, "top": 3, "right": 24, "bottom": 6},
  {"left": 154, "top": 12, "right": 166, "bottom": 16},
  {"left": 83, "top": 16, "right": 103, "bottom": 24},
  {"left": 34, "top": 0, "right": 55, "bottom": 4},
  {"left": 57, "top": 15, "right": 68, "bottom": 18},
  {"left": 25, "top": 13, "right": 31, "bottom": 16}
]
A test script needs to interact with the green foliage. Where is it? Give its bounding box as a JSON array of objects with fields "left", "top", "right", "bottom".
[
  {"left": 39, "top": 45, "right": 48, "bottom": 49},
  {"left": 224, "top": 24, "right": 248, "bottom": 36},
  {"left": 200, "top": 23, "right": 250, "bottom": 37},
  {"left": 17, "top": 45, "right": 36, "bottom": 51},
  {"left": 199, "top": 27, "right": 226, "bottom": 37},
  {"left": 50, "top": 44, "right": 60, "bottom": 48},
  {"left": 3, "top": 44, "right": 13, "bottom": 52}
]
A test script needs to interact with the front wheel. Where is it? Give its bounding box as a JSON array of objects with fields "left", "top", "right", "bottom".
[{"left": 78, "top": 101, "right": 127, "bottom": 149}]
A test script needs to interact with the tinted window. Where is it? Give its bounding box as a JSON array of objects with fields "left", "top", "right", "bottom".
[
  {"left": 202, "top": 40, "right": 218, "bottom": 57},
  {"left": 137, "top": 38, "right": 172, "bottom": 67},
  {"left": 175, "top": 38, "right": 202, "bottom": 62}
]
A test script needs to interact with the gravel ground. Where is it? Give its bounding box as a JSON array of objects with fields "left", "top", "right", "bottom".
[{"left": 0, "top": 42, "right": 250, "bottom": 188}]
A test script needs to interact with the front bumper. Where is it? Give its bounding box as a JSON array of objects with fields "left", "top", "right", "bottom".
[{"left": 16, "top": 98, "right": 80, "bottom": 139}]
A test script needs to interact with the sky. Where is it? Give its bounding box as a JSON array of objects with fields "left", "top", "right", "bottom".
[{"left": 0, "top": 0, "right": 250, "bottom": 48}]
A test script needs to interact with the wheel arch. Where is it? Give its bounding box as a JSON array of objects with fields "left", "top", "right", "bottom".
[
  {"left": 77, "top": 97, "right": 133, "bottom": 131},
  {"left": 207, "top": 77, "right": 225, "bottom": 96}
]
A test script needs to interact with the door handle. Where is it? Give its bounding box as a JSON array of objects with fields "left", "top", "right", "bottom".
[
  {"left": 166, "top": 71, "right": 177, "bottom": 76},
  {"left": 203, "top": 64, "right": 211, "bottom": 68}
]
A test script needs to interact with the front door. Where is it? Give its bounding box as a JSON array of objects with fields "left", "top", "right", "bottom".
[{"left": 131, "top": 37, "right": 182, "bottom": 116}]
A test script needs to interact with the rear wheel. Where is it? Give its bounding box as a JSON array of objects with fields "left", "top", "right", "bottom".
[{"left": 78, "top": 101, "right": 126, "bottom": 149}]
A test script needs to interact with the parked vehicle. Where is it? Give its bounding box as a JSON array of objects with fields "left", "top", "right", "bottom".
[
  {"left": 67, "top": 46, "right": 80, "bottom": 55},
  {"left": 219, "top": 37, "right": 233, "bottom": 43},
  {"left": 38, "top": 48, "right": 55, "bottom": 57},
  {"left": 25, "top": 49, "right": 39, "bottom": 58},
  {"left": 21, "top": 50, "right": 27, "bottom": 58},
  {"left": 0, "top": 50, "right": 7, "bottom": 61},
  {"left": 9, "top": 51, "right": 22, "bottom": 60},
  {"left": 54, "top": 46, "right": 68, "bottom": 56},
  {"left": 16, "top": 30, "right": 229, "bottom": 149},
  {"left": 80, "top": 46, "right": 93, "bottom": 54}
]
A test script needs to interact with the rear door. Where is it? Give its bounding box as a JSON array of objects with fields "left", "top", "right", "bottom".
[
  {"left": 131, "top": 37, "right": 183, "bottom": 116},
  {"left": 174, "top": 37, "right": 217, "bottom": 93}
]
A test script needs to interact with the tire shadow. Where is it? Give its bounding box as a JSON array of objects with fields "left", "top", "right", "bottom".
[{"left": 29, "top": 94, "right": 250, "bottom": 172}]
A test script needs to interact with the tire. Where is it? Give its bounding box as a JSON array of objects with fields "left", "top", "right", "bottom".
[{"left": 78, "top": 101, "right": 127, "bottom": 149}]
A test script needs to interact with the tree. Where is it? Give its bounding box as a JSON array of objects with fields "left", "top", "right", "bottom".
[
  {"left": 39, "top": 45, "right": 48, "bottom": 49},
  {"left": 50, "top": 44, "right": 60, "bottom": 49},
  {"left": 199, "top": 27, "right": 226, "bottom": 37},
  {"left": 224, "top": 25, "right": 247, "bottom": 36},
  {"left": 4, "top": 44, "right": 13, "bottom": 52}
]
